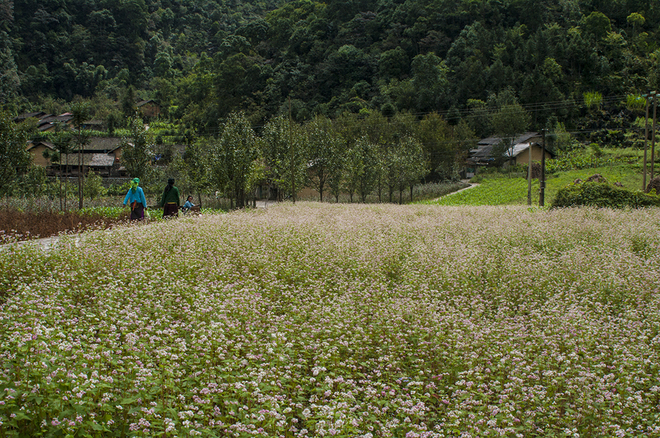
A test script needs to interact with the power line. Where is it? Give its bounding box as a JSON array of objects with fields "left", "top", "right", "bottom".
[{"left": 188, "top": 93, "right": 639, "bottom": 138}]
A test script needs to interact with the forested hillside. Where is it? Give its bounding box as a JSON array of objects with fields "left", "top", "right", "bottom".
[{"left": 1, "top": 0, "right": 658, "bottom": 134}]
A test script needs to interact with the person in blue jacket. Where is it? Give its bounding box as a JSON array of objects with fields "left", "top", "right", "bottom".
[
  {"left": 183, "top": 195, "right": 195, "bottom": 211},
  {"left": 123, "top": 177, "right": 147, "bottom": 220}
]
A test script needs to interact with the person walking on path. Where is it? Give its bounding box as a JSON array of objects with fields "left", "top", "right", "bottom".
[
  {"left": 160, "top": 177, "right": 180, "bottom": 218},
  {"left": 123, "top": 177, "right": 148, "bottom": 221}
]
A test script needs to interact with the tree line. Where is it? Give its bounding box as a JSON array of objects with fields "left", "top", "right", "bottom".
[
  {"left": 0, "top": 106, "right": 475, "bottom": 207},
  {"left": 129, "top": 110, "right": 473, "bottom": 207}
]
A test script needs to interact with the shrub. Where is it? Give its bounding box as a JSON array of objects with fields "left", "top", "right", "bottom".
[
  {"left": 545, "top": 150, "right": 632, "bottom": 173},
  {"left": 552, "top": 180, "right": 660, "bottom": 209}
]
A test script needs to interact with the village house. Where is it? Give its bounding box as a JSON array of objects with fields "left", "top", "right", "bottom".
[
  {"left": 137, "top": 100, "right": 161, "bottom": 119},
  {"left": 467, "top": 132, "right": 554, "bottom": 175},
  {"left": 26, "top": 140, "right": 56, "bottom": 167},
  {"left": 14, "top": 112, "right": 75, "bottom": 132},
  {"left": 26, "top": 137, "right": 125, "bottom": 177}
]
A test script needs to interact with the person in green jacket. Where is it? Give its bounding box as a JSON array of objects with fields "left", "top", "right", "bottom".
[{"left": 160, "top": 177, "right": 180, "bottom": 217}]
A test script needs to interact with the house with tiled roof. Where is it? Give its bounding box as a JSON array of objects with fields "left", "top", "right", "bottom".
[{"left": 468, "top": 132, "right": 554, "bottom": 169}]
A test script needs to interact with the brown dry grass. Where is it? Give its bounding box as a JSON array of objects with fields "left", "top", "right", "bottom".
[{"left": 0, "top": 209, "right": 130, "bottom": 242}]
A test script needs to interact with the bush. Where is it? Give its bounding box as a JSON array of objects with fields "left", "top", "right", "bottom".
[
  {"left": 83, "top": 172, "right": 107, "bottom": 200},
  {"left": 545, "top": 150, "right": 632, "bottom": 173},
  {"left": 552, "top": 180, "right": 660, "bottom": 209}
]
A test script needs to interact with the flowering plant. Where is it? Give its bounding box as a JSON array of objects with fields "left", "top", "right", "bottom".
[{"left": 1, "top": 203, "right": 659, "bottom": 437}]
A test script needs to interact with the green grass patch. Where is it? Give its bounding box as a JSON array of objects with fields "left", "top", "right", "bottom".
[
  {"left": 422, "top": 176, "right": 530, "bottom": 206},
  {"left": 426, "top": 164, "right": 646, "bottom": 206}
]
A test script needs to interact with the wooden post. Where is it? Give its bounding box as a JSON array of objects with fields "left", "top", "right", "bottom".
[
  {"left": 540, "top": 129, "right": 546, "bottom": 207},
  {"left": 289, "top": 97, "right": 296, "bottom": 204},
  {"left": 78, "top": 143, "right": 83, "bottom": 209}
]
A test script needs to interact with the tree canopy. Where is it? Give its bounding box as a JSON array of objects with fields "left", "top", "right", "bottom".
[{"left": 1, "top": 0, "right": 658, "bottom": 142}]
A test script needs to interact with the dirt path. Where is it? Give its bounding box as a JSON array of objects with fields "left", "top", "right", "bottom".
[
  {"left": 2, "top": 235, "right": 82, "bottom": 252},
  {"left": 431, "top": 182, "right": 480, "bottom": 202}
]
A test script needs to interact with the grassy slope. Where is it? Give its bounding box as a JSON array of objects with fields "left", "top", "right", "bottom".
[{"left": 426, "top": 148, "right": 652, "bottom": 206}]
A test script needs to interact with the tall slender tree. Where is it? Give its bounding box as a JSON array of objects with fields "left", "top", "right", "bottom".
[
  {"left": 0, "top": 111, "right": 31, "bottom": 200},
  {"left": 260, "top": 115, "right": 306, "bottom": 202},
  {"left": 212, "top": 112, "right": 261, "bottom": 208},
  {"left": 71, "top": 101, "right": 91, "bottom": 209},
  {"left": 50, "top": 126, "right": 73, "bottom": 211},
  {"left": 489, "top": 90, "right": 531, "bottom": 172},
  {"left": 121, "top": 116, "right": 153, "bottom": 182},
  {"left": 305, "top": 115, "right": 343, "bottom": 202}
]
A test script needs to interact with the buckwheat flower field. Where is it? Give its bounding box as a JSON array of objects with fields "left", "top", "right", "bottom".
[{"left": 1, "top": 203, "right": 660, "bottom": 437}]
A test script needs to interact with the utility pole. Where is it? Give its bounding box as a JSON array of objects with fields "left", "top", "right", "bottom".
[
  {"left": 289, "top": 97, "right": 296, "bottom": 203},
  {"left": 643, "top": 93, "right": 650, "bottom": 191},
  {"left": 527, "top": 139, "right": 532, "bottom": 206},
  {"left": 539, "top": 129, "right": 546, "bottom": 207},
  {"left": 652, "top": 93, "right": 657, "bottom": 182}
]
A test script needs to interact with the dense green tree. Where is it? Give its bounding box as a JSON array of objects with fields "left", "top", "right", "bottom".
[
  {"left": 182, "top": 141, "right": 212, "bottom": 205},
  {"left": 305, "top": 115, "right": 343, "bottom": 202},
  {"left": 584, "top": 11, "right": 612, "bottom": 41},
  {"left": 343, "top": 137, "right": 366, "bottom": 203},
  {"left": 353, "top": 136, "right": 379, "bottom": 202},
  {"left": 5, "top": 0, "right": 660, "bottom": 140},
  {"left": 410, "top": 53, "right": 449, "bottom": 112},
  {"left": 260, "top": 115, "right": 307, "bottom": 202},
  {"left": 417, "top": 113, "right": 470, "bottom": 182},
  {"left": 489, "top": 90, "right": 531, "bottom": 169},
  {"left": 121, "top": 116, "right": 154, "bottom": 182},
  {"left": 398, "top": 136, "right": 428, "bottom": 203},
  {"left": 212, "top": 112, "right": 261, "bottom": 208},
  {"left": 0, "top": 111, "right": 32, "bottom": 198}
]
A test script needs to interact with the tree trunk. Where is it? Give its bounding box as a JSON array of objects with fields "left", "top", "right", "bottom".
[
  {"left": 410, "top": 185, "right": 413, "bottom": 202},
  {"left": 78, "top": 148, "right": 83, "bottom": 209},
  {"left": 64, "top": 154, "right": 68, "bottom": 211},
  {"left": 59, "top": 169, "right": 63, "bottom": 211}
]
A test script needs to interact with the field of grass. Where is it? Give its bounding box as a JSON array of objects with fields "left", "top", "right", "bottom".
[
  {"left": 2, "top": 203, "right": 660, "bottom": 437},
  {"left": 425, "top": 146, "right": 655, "bottom": 207},
  {"left": 427, "top": 165, "right": 647, "bottom": 207}
]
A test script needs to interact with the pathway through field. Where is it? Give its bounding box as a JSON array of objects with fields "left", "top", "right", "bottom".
[{"left": 431, "top": 181, "right": 479, "bottom": 201}]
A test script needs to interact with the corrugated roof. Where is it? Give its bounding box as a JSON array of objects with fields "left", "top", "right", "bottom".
[
  {"left": 477, "top": 137, "right": 502, "bottom": 146},
  {"left": 58, "top": 153, "right": 115, "bottom": 167},
  {"left": 14, "top": 112, "right": 48, "bottom": 121},
  {"left": 470, "top": 144, "right": 494, "bottom": 158},
  {"left": 504, "top": 142, "right": 532, "bottom": 157},
  {"left": 87, "top": 137, "right": 122, "bottom": 152},
  {"left": 513, "top": 132, "right": 540, "bottom": 144}
]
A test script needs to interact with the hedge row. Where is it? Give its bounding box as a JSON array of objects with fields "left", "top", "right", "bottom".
[{"left": 552, "top": 181, "right": 660, "bottom": 209}]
